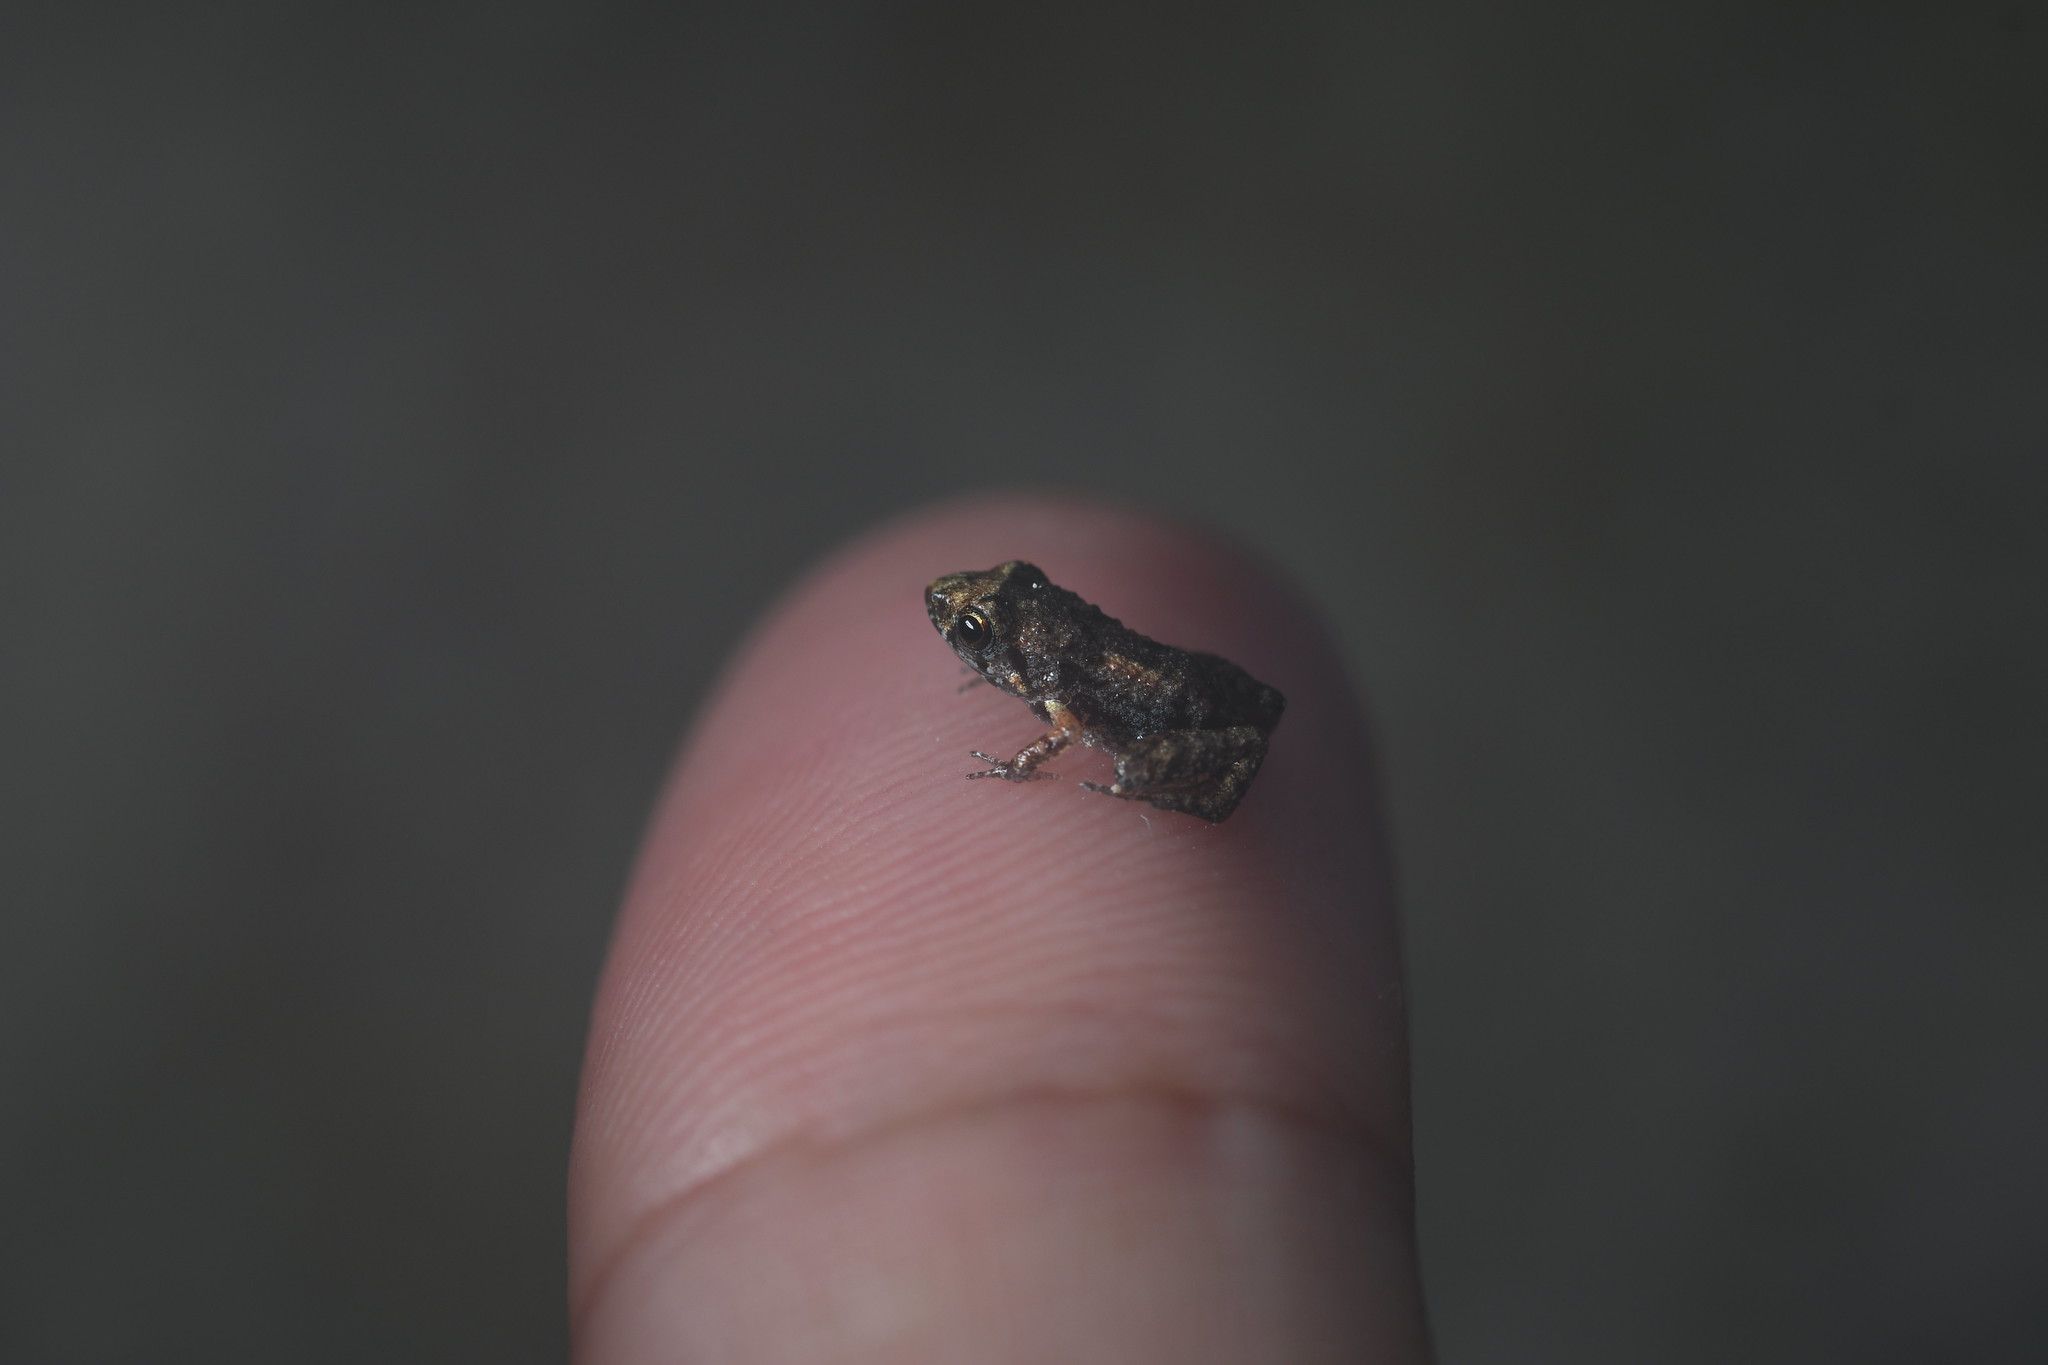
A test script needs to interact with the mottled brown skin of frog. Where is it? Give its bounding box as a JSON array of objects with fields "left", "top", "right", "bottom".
[{"left": 926, "top": 560, "right": 1285, "bottom": 823}]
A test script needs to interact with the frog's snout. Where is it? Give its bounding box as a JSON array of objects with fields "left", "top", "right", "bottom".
[{"left": 926, "top": 572, "right": 975, "bottom": 633}]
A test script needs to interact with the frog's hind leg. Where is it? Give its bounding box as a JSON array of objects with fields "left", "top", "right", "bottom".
[{"left": 1079, "top": 726, "right": 1268, "bottom": 823}]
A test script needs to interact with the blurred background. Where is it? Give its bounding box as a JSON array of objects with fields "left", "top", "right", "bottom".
[{"left": 4, "top": 2, "right": 2043, "bottom": 1360}]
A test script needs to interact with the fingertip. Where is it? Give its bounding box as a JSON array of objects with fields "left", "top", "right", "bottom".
[{"left": 570, "top": 495, "right": 1420, "bottom": 1357}]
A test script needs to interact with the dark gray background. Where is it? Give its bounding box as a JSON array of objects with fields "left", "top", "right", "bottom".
[{"left": 4, "top": 3, "right": 2042, "bottom": 1361}]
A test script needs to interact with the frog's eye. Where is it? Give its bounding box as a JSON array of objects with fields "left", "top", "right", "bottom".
[{"left": 955, "top": 610, "right": 992, "bottom": 650}]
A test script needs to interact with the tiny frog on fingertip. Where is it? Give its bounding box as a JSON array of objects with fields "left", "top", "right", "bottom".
[{"left": 925, "top": 560, "right": 1284, "bottom": 823}]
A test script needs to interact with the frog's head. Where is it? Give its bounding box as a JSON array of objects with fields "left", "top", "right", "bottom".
[{"left": 925, "top": 560, "right": 1051, "bottom": 693}]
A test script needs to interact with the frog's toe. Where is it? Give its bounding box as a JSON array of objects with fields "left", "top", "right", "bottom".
[{"left": 965, "top": 751, "right": 1059, "bottom": 782}]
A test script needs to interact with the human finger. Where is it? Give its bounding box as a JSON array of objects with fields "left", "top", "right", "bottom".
[{"left": 569, "top": 496, "right": 1427, "bottom": 1363}]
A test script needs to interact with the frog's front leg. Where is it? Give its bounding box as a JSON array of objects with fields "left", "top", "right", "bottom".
[
  {"left": 1080, "top": 726, "right": 1269, "bottom": 823},
  {"left": 967, "top": 700, "right": 1080, "bottom": 783}
]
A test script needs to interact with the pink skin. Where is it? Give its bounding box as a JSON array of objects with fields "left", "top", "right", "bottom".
[{"left": 568, "top": 497, "right": 1429, "bottom": 1363}]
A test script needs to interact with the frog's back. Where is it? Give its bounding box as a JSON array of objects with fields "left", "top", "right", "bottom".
[{"left": 1079, "top": 622, "right": 1285, "bottom": 742}]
